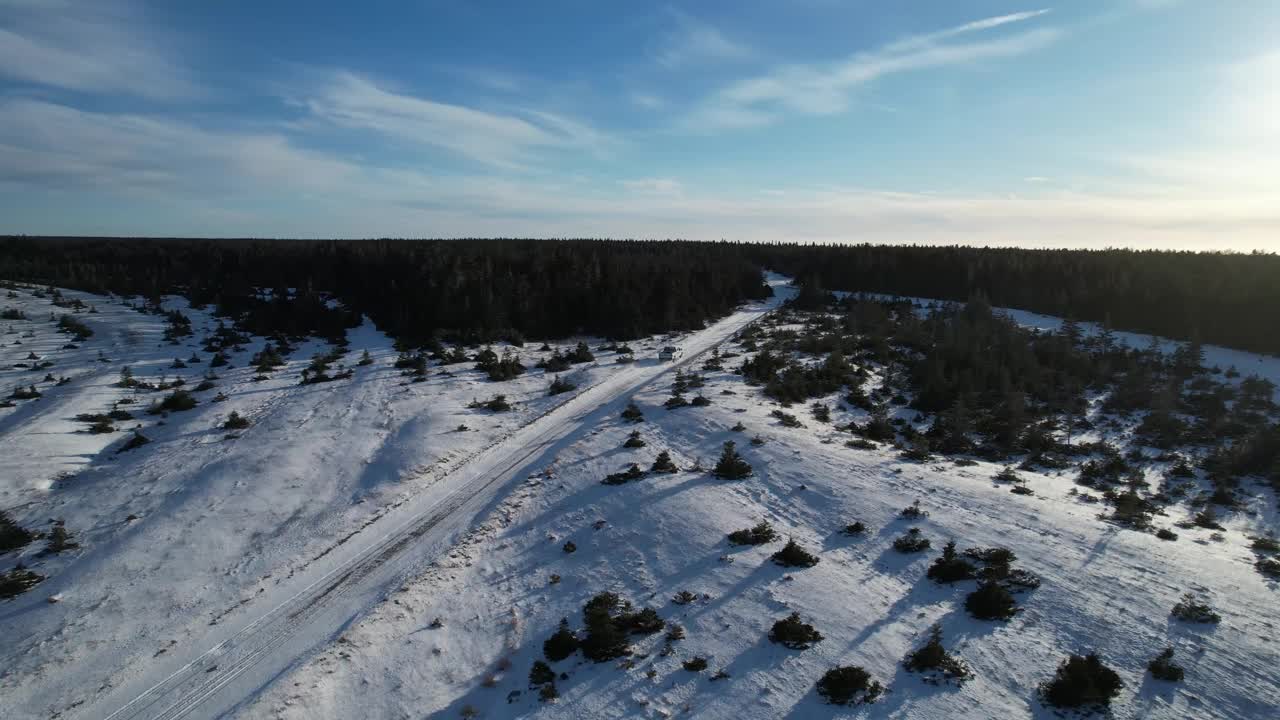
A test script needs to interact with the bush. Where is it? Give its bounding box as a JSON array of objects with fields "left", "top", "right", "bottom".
[
  {"left": 1010, "top": 485, "right": 1034, "bottom": 495},
  {"left": 1156, "top": 528, "right": 1178, "bottom": 541},
  {"left": 528, "top": 660, "right": 555, "bottom": 687},
  {"left": 543, "top": 618, "right": 579, "bottom": 662},
  {"left": 548, "top": 376, "right": 576, "bottom": 395},
  {"left": 771, "top": 410, "right": 803, "bottom": 428},
  {"left": 691, "top": 395, "right": 711, "bottom": 407},
  {"left": 538, "top": 681, "right": 559, "bottom": 702},
  {"left": 771, "top": 538, "right": 819, "bottom": 568},
  {"left": 0, "top": 564, "right": 44, "bottom": 599},
  {"left": 683, "top": 656, "right": 708, "bottom": 672},
  {"left": 1148, "top": 647, "right": 1184, "bottom": 682},
  {"left": 892, "top": 528, "right": 931, "bottom": 553},
  {"left": 727, "top": 521, "right": 778, "bottom": 546},
  {"left": 1170, "top": 593, "right": 1220, "bottom": 623},
  {"left": 712, "top": 441, "right": 752, "bottom": 479},
  {"left": 1258, "top": 557, "right": 1280, "bottom": 578},
  {"left": 223, "top": 411, "right": 250, "bottom": 430},
  {"left": 994, "top": 466, "right": 1021, "bottom": 483},
  {"left": 43, "top": 524, "right": 78, "bottom": 554},
  {"left": 664, "top": 394, "right": 689, "bottom": 410},
  {"left": 580, "top": 592, "right": 635, "bottom": 662},
  {"left": 903, "top": 624, "right": 971, "bottom": 684},
  {"left": 601, "top": 464, "right": 645, "bottom": 486},
  {"left": 900, "top": 500, "right": 928, "bottom": 519},
  {"left": 651, "top": 451, "right": 678, "bottom": 473},
  {"left": 89, "top": 419, "right": 115, "bottom": 434},
  {"left": 927, "top": 541, "right": 977, "bottom": 584},
  {"left": 1251, "top": 535, "right": 1280, "bottom": 553},
  {"left": 816, "top": 665, "right": 883, "bottom": 706},
  {"left": 965, "top": 581, "right": 1018, "bottom": 620},
  {"left": 768, "top": 612, "right": 824, "bottom": 649},
  {"left": 562, "top": 541, "right": 577, "bottom": 553},
  {"left": 0, "top": 510, "right": 35, "bottom": 554},
  {"left": 469, "top": 394, "right": 511, "bottom": 412},
  {"left": 621, "top": 401, "right": 644, "bottom": 423},
  {"left": 623, "top": 431, "right": 646, "bottom": 448},
  {"left": 117, "top": 432, "right": 151, "bottom": 453},
  {"left": 148, "top": 389, "right": 197, "bottom": 415},
  {"left": 1040, "top": 653, "right": 1123, "bottom": 709},
  {"left": 811, "top": 403, "right": 831, "bottom": 423},
  {"left": 842, "top": 521, "right": 867, "bottom": 535},
  {"left": 730, "top": 421, "right": 746, "bottom": 432}
]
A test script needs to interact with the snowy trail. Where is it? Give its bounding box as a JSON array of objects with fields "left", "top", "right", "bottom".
[{"left": 84, "top": 282, "right": 787, "bottom": 720}]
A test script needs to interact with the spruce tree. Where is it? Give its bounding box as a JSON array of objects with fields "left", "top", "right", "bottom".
[{"left": 712, "top": 441, "right": 752, "bottom": 479}]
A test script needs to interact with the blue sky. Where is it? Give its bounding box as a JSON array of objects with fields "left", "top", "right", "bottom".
[{"left": 1, "top": 0, "right": 1276, "bottom": 248}]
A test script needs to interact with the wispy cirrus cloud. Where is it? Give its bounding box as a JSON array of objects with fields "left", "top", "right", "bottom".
[
  {"left": 683, "top": 10, "right": 1058, "bottom": 130},
  {"left": 0, "top": 0, "right": 199, "bottom": 99},
  {"left": 303, "top": 72, "right": 612, "bottom": 169},
  {"left": 655, "top": 10, "right": 753, "bottom": 69}
]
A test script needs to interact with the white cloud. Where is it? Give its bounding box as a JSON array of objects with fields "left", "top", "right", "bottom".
[
  {"left": 656, "top": 11, "right": 753, "bottom": 69},
  {"left": 684, "top": 11, "right": 1058, "bottom": 130},
  {"left": 620, "top": 178, "right": 683, "bottom": 195},
  {"left": 0, "top": 0, "right": 198, "bottom": 99},
  {"left": 303, "top": 72, "right": 611, "bottom": 169}
]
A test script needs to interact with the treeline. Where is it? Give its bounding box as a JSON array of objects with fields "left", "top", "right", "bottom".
[
  {"left": 0, "top": 238, "right": 770, "bottom": 343},
  {"left": 750, "top": 244, "right": 1280, "bottom": 356}
]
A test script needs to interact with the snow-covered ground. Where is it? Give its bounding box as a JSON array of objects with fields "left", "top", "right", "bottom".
[
  {"left": 240, "top": 305, "right": 1279, "bottom": 720},
  {"left": 3, "top": 279, "right": 1278, "bottom": 720},
  {"left": 0, "top": 277, "right": 789, "bottom": 720}
]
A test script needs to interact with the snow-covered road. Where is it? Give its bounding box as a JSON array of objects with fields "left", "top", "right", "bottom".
[{"left": 84, "top": 279, "right": 788, "bottom": 720}]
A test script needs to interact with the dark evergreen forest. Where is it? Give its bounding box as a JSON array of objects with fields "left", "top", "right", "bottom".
[
  {"left": 0, "top": 238, "right": 770, "bottom": 344},
  {"left": 751, "top": 244, "right": 1280, "bottom": 356},
  {"left": 1, "top": 237, "right": 1277, "bottom": 355}
]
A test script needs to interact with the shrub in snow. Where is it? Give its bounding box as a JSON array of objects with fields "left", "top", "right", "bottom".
[
  {"left": 580, "top": 592, "right": 635, "bottom": 662},
  {"left": 903, "top": 624, "right": 971, "bottom": 685},
  {"left": 1010, "top": 485, "right": 1034, "bottom": 495},
  {"left": 1258, "top": 557, "right": 1280, "bottom": 578},
  {"left": 965, "top": 581, "right": 1018, "bottom": 621},
  {"left": 650, "top": 451, "right": 679, "bottom": 474},
  {"left": 842, "top": 521, "right": 867, "bottom": 535},
  {"left": 621, "top": 401, "right": 644, "bottom": 423},
  {"left": 994, "top": 466, "right": 1021, "bottom": 483},
  {"left": 147, "top": 389, "right": 197, "bottom": 415},
  {"left": 548, "top": 376, "right": 576, "bottom": 396},
  {"left": 1040, "top": 653, "right": 1123, "bottom": 710},
  {"left": 1170, "top": 593, "right": 1220, "bottom": 624},
  {"left": 892, "top": 528, "right": 931, "bottom": 553},
  {"left": 1250, "top": 535, "right": 1280, "bottom": 553},
  {"left": 1148, "top": 648, "right": 1184, "bottom": 682},
  {"left": 0, "top": 510, "right": 35, "bottom": 554},
  {"left": 529, "top": 660, "right": 555, "bottom": 687},
  {"left": 771, "top": 539, "right": 819, "bottom": 568},
  {"left": 223, "top": 411, "right": 250, "bottom": 430},
  {"left": 117, "top": 432, "right": 151, "bottom": 453},
  {"left": 0, "top": 563, "right": 43, "bottom": 599},
  {"left": 1192, "top": 508, "right": 1224, "bottom": 530},
  {"left": 623, "top": 431, "right": 646, "bottom": 448},
  {"left": 712, "top": 441, "right": 752, "bottom": 479},
  {"left": 1156, "top": 528, "right": 1178, "bottom": 541},
  {"left": 562, "top": 541, "right": 577, "bottom": 553},
  {"left": 691, "top": 395, "right": 711, "bottom": 407},
  {"left": 900, "top": 500, "right": 929, "bottom": 519},
  {"left": 664, "top": 394, "right": 689, "bottom": 410},
  {"left": 730, "top": 421, "right": 746, "bottom": 432},
  {"left": 768, "top": 612, "right": 824, "bottom": 649},
  {"left": 469, "top": 394, "right": 511, "bottom": 412},
  {"left": 538, "top": 681, "right": 559, "bottom": 702},
  {"left": 811, "top": 403, "right": 831, "bottom": 423},
  {"left": 816, "top": 665, "right": 883, "bottom": 706},
  {"left": 543, "top": 618, "right": 579, "bottom": 662},
  {"left": 727, "top": 521, "right": 778, "bottom": 546},
  {"left": 682, "top": 657, "right": 708, "bottom": 672},
  {"left": 665, "top": 623, "right": 686, "bottom": 641},
  {"left": 771, "top": 409, "right": 803, "bottom": 428},
  {"left": 672, "top": 590, "right": 697, "bottom": 605},
  {"left": 927, "top": 541, "right": 977, "bottom": 584},
  {"left": 42, "top": 523, "right": 78, "bottom": 555},
  {"left": 601, "top": 464, "right": 645, "bottom": 486}
]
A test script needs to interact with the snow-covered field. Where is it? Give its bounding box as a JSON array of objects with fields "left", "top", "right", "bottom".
[
  {"left": 3, "top": 279, "right": 1278, "bottom": 720},
  {"left": 0, "top": 278, "right": 787, "bottom": 719}
]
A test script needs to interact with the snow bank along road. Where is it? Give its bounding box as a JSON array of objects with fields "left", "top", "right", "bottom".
[{"left": 87, "top": 283, "right": 787, "bottom": 720}]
